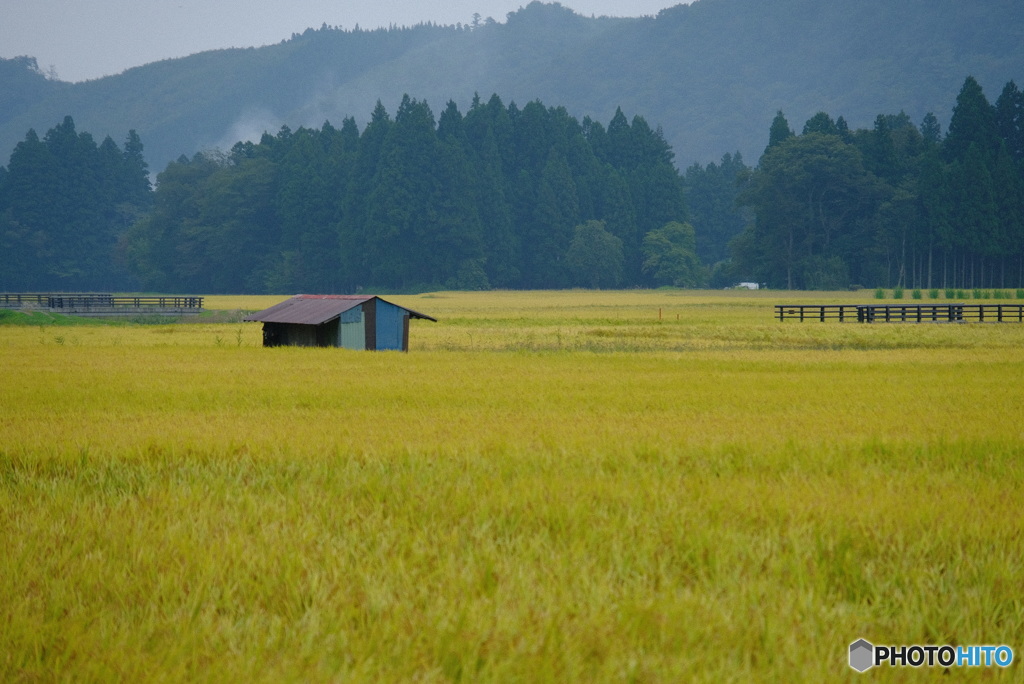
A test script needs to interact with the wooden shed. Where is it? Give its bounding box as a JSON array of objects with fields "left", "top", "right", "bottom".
[{"left": 243, "top": 295, "right": 436, "bottom": 350}]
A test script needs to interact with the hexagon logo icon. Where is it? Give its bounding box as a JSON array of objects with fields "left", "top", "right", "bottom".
[{"left": 849, "top": 639, "right": 874, "bottom": 672}]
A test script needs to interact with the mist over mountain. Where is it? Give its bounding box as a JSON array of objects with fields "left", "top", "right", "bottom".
[{"left": 2, "top": 0, "right": 1022, "bottom": 172}]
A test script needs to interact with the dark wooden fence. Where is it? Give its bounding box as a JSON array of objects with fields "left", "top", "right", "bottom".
[
  {"left": 1, "top": 293, "right": 204, "bottom": 314},
  {"left": 774, "top": 304, "right": 861, "bottom": 322},
  {"left": 0, "top": 293, "right": 104, "bottom": 307},
  {"left": 857, "top": 304, "right": 964, "bottom": 323},
  {"left": 777, "top": 303, "right": 1024, "bottom": 323}
]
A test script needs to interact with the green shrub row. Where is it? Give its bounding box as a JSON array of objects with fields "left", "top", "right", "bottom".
[{"left": 874, "top": 288, "right": 1024, "bottom": 300}]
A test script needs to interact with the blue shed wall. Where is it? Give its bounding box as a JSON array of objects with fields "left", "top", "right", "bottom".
[{"left": 375, "top": 300, "right": 405, "bottom": 351}]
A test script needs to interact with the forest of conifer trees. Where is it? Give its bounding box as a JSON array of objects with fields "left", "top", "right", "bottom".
[
  {"left": 0, "top": 77, "right": 1022, "bottom": 293},
  {"left": 0, "top": 116, "right": 151, "bottom": 291},
  {"left": 119, "top": 94, "right": 690, "bottom": 294},
  {"left": 730, "top": 77, "right": 1024, "bottom": 290}
]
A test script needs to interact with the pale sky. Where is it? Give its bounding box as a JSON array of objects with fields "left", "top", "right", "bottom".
[{"left": 1, "top": 0, "right": 682, "bottom": 83}]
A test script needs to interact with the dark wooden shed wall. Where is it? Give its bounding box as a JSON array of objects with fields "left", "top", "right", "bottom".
[
  {"left": 248, "top": 295, "right": 433, "bottom": 350},
  {"left": 260, "top": 301, "right": 413, "bottom": 350}
]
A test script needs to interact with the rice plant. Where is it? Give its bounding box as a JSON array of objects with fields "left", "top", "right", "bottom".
[{"left": 3, "top": 290, "right": 1024, "bottom": 682}]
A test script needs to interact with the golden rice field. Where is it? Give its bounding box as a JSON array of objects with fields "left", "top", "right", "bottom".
[{"left": 2, "top": 289, "right": 1023, "bottom": 682}]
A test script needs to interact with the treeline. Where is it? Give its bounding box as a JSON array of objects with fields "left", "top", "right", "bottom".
[
  {"left": 2, "top": 77, "right": 1023, "bottom": 293},
  {"left": 729, "top": 77, "right": 1024, "bottom": 290},
  {"left": 0, "top": 116, "right": 151, "bottom": 290},
  {"left": 123, "top": 94, "right": 692, "bottom": 293}
]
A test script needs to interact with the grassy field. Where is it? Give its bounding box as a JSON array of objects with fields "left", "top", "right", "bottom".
[{"left": 2, "top": 290, "right": 1022, "bottom": 681}]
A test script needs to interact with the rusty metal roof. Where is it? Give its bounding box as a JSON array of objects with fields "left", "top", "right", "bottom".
[{"left": 243, "top": 295, "right": 437, "bottom": 325}]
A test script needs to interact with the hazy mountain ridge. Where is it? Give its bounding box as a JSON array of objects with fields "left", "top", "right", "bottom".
[{"left": 2, "top": 0, "right": 1021, "bottom": 171}]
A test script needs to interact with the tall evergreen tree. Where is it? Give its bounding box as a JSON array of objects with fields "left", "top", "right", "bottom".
[
  {"left": 947, "top": 143, "right": 999, "bottom": 287},
  {"left": 916, "top": 147, "right": 950, "bottom": 288},
  {"left": 340, "top": 101, "right": 391, "bottom": 288},
  {"left": 766, "top": 111, "right": 794, "bottom": 153},
  {"left": 271, "top": 127, "right": 336, "bottom": 292},
  {"left": 835, "top": 116, "right": 852, "bottom": 143},
  {"left": 601, "top": 107, "right": 635, "bottom": 168},
  {"left": 464, "top": 95, "right": 518, "bottom": 286},
  {"left": 122, "top": 130, "right": 152, "bottom": 207},
  {"left": 434, "top": 100, "right": 488, "bottom": 289},
  {"left": 363, "top": 95, "right": 439, "bottom": 287},
  {"left": 684, "top": 152, "right": 750, "bottom": 267},
  {"left": 0, "top": 129, "right": 53, "bottom": 289},
  {"left": 994, "top": 80, "right": 1024, "bottom": 164},
  {"left": 863, "top": 114, "right": 898, "bottom": 178},
  {"left": 991, "top": 144, "right": 1024, "bottom": 286},
  {"left": 945, "top": 76, "right": 999, "bottom": 164},
  {"left": 523, "top": 150, "right": 578, "bottom": 288},
  {"left": 919, "top": 112, "right": 942, "bottom": 148}
]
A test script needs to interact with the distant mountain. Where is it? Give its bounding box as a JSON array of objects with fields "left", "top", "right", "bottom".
[{"left": 2, "top": 0, "right": 1022, "bottom": 171}]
